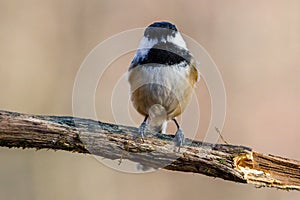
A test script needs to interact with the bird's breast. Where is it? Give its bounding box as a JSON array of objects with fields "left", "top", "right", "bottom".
[{"left": 128, "top": 63, "right": 195, "bottom": 119}]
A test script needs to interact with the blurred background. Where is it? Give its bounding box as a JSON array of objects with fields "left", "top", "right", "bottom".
[{"left": 0, "top": 0, "right": 300, "bottom": 199}]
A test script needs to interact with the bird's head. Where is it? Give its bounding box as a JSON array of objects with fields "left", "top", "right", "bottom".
[
  {"left": 141, "top": 21, "right": 187, "bottom": 49},
  {"left": 130, "top": 21, "right": 188, "bottom": 67}
]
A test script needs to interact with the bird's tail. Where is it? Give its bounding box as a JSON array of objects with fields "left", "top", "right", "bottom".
[
  {"left": 149, "top": 121, "right": 167, "bottom": 134},
  {"left": 148, "top": 104, "right": 168, "bottom": 134}
]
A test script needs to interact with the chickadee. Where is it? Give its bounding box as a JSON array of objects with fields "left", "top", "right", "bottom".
[{"left": 128, "top": 21, "right": 199, "bottom": 151}]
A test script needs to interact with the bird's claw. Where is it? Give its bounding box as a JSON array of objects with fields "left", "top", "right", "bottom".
[
  {"left": 135, "top": 120, "right": 147, "bottom": 142},
  {"left": 173, "top": 128, "right": 185, "bottom": 152}
]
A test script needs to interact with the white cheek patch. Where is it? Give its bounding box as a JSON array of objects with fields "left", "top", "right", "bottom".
[
  {"left": 135, "top": 37, "right": 158, "bottom": 60},
  {"left": 135, "top": 32, "right": 187, "bottom": 58},
  {"left": 167, "top": 32, "right": 187, "bottom": 50}
]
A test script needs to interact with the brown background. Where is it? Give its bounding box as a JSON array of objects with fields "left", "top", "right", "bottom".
[{"left": 0, "top": 0, "right": 300, "bottom": 199}]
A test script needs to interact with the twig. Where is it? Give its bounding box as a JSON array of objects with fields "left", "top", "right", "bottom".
[
  {"left": 215, "top": 127, "right": 229, "bottom": 144},
  {"left": 0, "top": 110, "right": 299, "bottom": 191}
]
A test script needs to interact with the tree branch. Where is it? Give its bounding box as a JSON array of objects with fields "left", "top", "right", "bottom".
[{"left": 0, "top": 110, "right": 299, "bottom": 191}]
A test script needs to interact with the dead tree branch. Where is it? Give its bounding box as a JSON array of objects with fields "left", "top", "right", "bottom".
[{"left": 0, "top": 110, "right": 299, "bottom": 191}]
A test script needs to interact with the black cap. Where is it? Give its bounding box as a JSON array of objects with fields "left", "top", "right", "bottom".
[
  {"left": 148, "top": 21, "right": 177, "bottom": 31},
  {"left": 144, "top": 21, "right": 178, "bottom": 39}
]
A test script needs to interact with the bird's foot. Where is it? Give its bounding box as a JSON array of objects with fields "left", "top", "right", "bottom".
[
  {"left": 173, "top": 127, "right": 185, "bottom": 152},
  {"left": 135, "top": 119, "right": 147, "bottom": 142}
]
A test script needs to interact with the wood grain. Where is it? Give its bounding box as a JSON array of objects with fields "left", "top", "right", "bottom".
[{"left": 0, "top": 110, "right": 299, "bottom": 191}]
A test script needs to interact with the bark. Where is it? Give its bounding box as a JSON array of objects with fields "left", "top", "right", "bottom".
[{"left": 0, "top": 110, "right": 299, "bottom": 191}]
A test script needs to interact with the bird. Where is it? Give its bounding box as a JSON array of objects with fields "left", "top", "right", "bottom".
[{"left": 127, "top": 21, "right": 199, "bottom": 151}]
